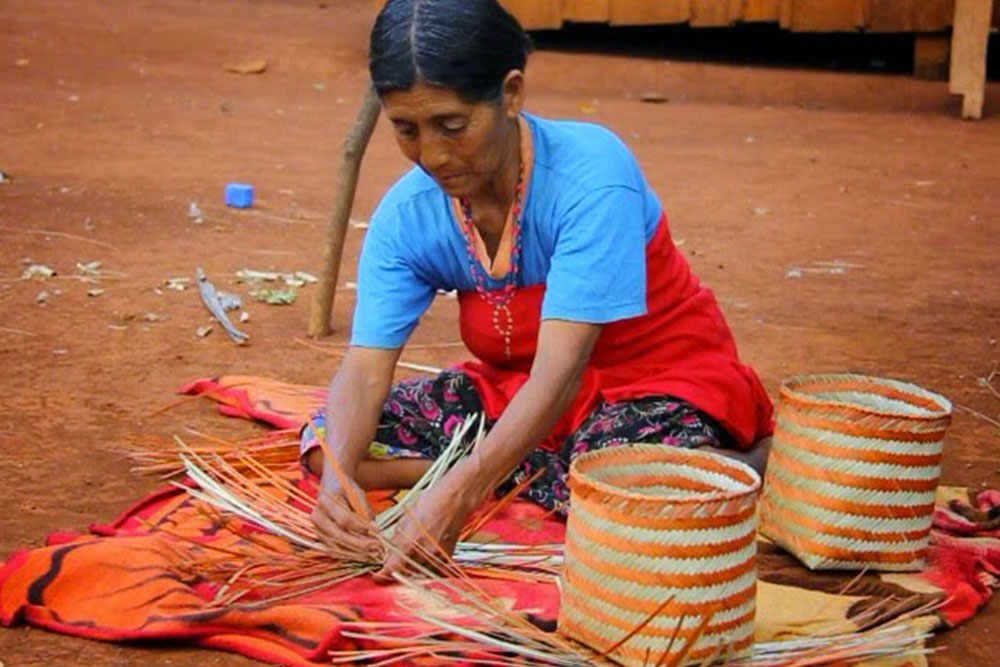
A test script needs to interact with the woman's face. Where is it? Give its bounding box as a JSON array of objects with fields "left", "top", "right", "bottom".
[{"left": 381, "top": 76, "right": 523, "bottom": 199}]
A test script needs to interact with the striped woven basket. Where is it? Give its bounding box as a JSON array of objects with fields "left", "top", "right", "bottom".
[
  {"left": 558, "top": 444, "right": 761, "bottom": 667},
  {"left": 760, "top": 373, "right": 952, "bottom": 572}
]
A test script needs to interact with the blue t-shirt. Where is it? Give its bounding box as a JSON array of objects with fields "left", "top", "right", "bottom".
[{"left": 351, "top": 113, "right": 664, "bottom": 348}]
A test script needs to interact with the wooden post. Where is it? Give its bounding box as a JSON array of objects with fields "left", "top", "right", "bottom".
[
  {"left": 308, "top": 85, "right": 381, "bottom": 338},
  {"left": 949, "top": 0, "right": 993, "bottom": 119}
]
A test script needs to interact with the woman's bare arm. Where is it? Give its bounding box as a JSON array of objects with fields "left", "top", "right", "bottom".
[
  {"left": 449, "top": 319, "right": 601, "bottom": 498},
  {"left": 310, "top": 345, "right": 401, "bottom": 550}
]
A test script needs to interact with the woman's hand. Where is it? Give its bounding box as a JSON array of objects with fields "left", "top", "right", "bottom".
[
  {"left": 311, "top": 464, "right": 379, "bottom": 557},
  {"left": 375, "top": 467, "right": 483, "bottom": 582}
]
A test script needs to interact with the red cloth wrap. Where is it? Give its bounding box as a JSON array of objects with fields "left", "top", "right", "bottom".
[{"left": 456, "top": 213, "right": 774, "bottom": 452}]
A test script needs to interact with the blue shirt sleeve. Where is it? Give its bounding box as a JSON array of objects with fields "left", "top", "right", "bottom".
[
  {"left": 350, "top": 207, "right": 436, "bottom": 348},
  {"left": 541, "top": 185, "right": 648, "bottom": 323}
]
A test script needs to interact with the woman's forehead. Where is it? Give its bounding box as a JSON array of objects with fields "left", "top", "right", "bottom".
[{"left": 382, "top": 83, "right": 480, "bottom": 119}]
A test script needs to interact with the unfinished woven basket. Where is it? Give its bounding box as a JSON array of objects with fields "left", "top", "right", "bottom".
[
  {"left": 558, "top": 444, "right": 761, "bottom": 667},
  {"left": 760, "top": 373, "right": 952, "bottom": 572}
]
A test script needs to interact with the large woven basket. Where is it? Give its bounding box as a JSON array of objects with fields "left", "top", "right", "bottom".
[
  {"left": 760, "top": 373, "right": 952, "bottom": 572},
  {"left": 558, "top": 444, "right": 761, "bottom": 667}
]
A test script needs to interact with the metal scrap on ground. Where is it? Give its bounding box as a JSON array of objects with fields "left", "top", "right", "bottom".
[{"left": 197, "top": 267, "right": 249, "bottom": 344}]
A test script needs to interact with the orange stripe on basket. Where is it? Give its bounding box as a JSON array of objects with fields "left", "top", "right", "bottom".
[
  {"left": 779, "top": 409, "right": 948, "bottom": 444},
  {"left": 773, "top": 423, "right": 944, "bottom": 465},
  {"left": 573, "top": 495, "right": 758, "bottom": 531},
  {"left": 780, "top": 380, "right": 948, "bottom": 416},
  {"left": 563, "top": 565, "right": 757, "bottom": 615},
  {"left": 565, "top": 537, "right": 756, "bottom": 588},
  {"left": 769, "top": 447, "right": 940, "bottom": 492},
  {"left": 761, "top": 497, "right": 930, "bottom": 543},
  {"left": 762, "top": 522, "right": 927, "bottom": 564},
  {"left": 560, "top": 616, "right": 754, "bottom": 666},
  {"left": 571, "top": 511, "right": 756, "bottom": 558},
  {"left": 764, "top": 475, "right": 934, "bottom": 519},
  {"left": 560, "top": 585, "right": 755, "bottom": 640}
]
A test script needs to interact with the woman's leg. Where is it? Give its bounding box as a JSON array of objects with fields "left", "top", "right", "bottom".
[
  {"left": 301, "top": 369, "right": 490, "bottom": 489},
  {"left": 497, "top": 396, "right": 740, "bottom": 515}
]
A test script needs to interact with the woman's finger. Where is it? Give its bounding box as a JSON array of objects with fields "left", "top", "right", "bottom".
[
  {"left": 312, "top": 505, "right": 378, "bottom": 553},
  {"left": 317, "top": 486, "right": 377, "bottom": 536},
  {"left": 314, "top": 488, "right": 374, "bottom": 535},
  {"left": 374, "top": 554, "right": 401, "bottom": 584}
]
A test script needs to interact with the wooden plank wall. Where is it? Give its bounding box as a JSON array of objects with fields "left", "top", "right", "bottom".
[
  {"left": 491, "top": 0, "right": 967, "bottom": 32},
  {"left": 372, "top": 1, "right": 998, "bottom": 32}
]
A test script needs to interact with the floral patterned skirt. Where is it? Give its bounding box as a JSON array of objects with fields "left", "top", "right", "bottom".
[{"left": 301, "top": 369, "right": 731, "bottom": 515}]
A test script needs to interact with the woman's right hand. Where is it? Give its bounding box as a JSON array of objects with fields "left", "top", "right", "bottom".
[{"left": 311, "top": 467, "right": 379, "bottom": 556}]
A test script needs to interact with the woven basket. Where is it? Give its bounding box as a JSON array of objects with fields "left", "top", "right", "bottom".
[
  {"left": 558, "top": 444, "right": 761, "bottom": 667},
  {"left": 760, "top": 373, "right": 952, "bottom": 572}
]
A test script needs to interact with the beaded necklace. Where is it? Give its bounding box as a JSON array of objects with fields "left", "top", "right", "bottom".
[{"left": 458, "top": 163, "right": 526, "bottom": 361}]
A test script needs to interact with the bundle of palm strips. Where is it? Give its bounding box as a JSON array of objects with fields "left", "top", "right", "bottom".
[{"left": 154, "top": 415, "right": 562, "bottom": 608}]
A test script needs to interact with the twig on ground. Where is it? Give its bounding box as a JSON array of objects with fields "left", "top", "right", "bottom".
[
  {"left": 958, "top": 364, "right": 1000, "bottom": 432},
  {"left": 0, "top": 325, "right": 35, "bottom": 336},
  {"left": 956, "top": 405, "right": 1000, "bottom": 430},
  {"left": 0, "top": 225, "right": 118, "bottom": 251},
  {"left": 977, "top": 363, "right": 1000, "bottom": 403},
  {"left": 200, "top": 205, "right": 322, "bottom": 225}
]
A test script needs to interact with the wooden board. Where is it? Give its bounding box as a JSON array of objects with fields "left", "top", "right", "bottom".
[
  {"left": 691, "top": 0, "right": 741, "bottom": 27},
  {"left": 787, "top": 0, "right": 865, "bottom": 31},
  {"left": 742, "top": 0, "right": 782, "bottom": 22},
  {"left": 498, "top": 0, "right": 563, "bottom": 29},
  {"left": 913, "top": 0, "right": 958, "bottom": 31},
  {"left": 865, "top": 0, "right": 918, "bottom": 32},
  {"left": 610, "top": 0, "right": 691, "bottom": 26},
  {"left": 561, "top": 0, "right": 611, "bottom": 23}
]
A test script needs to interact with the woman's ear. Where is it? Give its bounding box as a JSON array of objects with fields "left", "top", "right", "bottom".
[{"left": 501, "top": 70, "right": 525, "bottom": 119}]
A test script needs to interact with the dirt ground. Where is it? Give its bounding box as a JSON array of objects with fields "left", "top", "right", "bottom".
[{"left": 1, "top": 1, "right": 999, "bottom": 665}]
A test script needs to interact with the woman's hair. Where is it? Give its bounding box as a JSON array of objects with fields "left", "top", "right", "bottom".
[{"left": 370, "top": 0, "right": 532, "bottom": 103}]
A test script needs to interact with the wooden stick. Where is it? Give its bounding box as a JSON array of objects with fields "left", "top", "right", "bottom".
[{"left": 308, "top": 85, "right": 381, "bottom": 337}]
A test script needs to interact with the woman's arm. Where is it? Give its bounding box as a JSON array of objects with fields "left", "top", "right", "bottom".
[
  {"left": 451, "top": 319, "right": 601, "bottom": 498},
  {"left": 376, "top": 319, "right": 600, "bottom": 578},
  {"left": 310, "top": 345, "right": 401, "bottom": 551}
]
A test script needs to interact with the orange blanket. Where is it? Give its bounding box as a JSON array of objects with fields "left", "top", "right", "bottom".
[{"left": 1, "top": 375, "right": 997, "bottom": 666}]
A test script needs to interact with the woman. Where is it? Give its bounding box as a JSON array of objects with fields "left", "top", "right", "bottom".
[{"left": 304, "top": 0, "right": 774, "bottom": 578}]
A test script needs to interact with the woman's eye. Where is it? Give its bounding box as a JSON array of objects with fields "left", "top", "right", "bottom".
[
  {"left": 395, "top": 124, "right": 417, "bottom": 139},
  {"left": 441, "top": 121, "right": 467, "bottom": 134}
]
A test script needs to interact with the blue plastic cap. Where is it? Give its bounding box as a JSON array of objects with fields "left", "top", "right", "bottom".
[{"left": 225, "top": 183, "right": 255, "bottom": 208}]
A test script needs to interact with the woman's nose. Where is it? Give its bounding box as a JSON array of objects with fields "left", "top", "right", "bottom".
[{"left": 419, "top": 138, "right": 449, "bottom": 172}]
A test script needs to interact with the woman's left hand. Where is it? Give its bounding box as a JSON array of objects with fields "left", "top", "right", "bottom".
[{"left": 375, "top": 468, "right": 483, "bottom": 582}]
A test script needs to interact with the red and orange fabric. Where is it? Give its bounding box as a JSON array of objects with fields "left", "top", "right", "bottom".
[{"left": 0, "top": 376, "right": 997, "bottom": 667}]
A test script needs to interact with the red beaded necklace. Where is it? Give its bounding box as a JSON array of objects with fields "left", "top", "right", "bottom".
[{"left": 458, "top": 163, "right": 526, "bottom": 361}]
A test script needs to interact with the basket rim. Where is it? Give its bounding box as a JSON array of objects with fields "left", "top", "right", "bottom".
[
  {"left": 779, "top": 373, "right": 953, "bottom": 421},
  {"left": 569, "top": 444, "right": 762, "bottom": 505}
]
